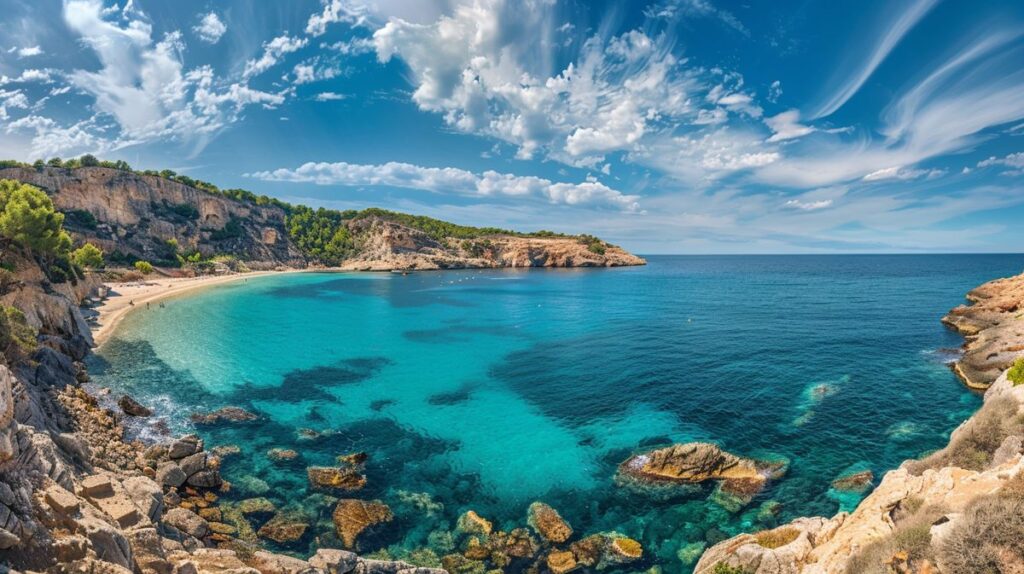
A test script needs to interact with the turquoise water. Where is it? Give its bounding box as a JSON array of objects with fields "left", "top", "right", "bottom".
[{"left": 89, "top": 255, "right": 1022, "bottom": 572}]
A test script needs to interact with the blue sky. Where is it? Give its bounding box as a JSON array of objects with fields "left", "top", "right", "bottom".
[{"left": 1, "top": 0, "right": 1023, "bottom": 253}]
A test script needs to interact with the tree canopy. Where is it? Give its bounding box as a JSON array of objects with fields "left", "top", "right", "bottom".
[{"left": 0, "top": 180, "right": 72, "bottom": 255}]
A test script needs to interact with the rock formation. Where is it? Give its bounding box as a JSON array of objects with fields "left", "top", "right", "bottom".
[
  {"left": 332, "top": 499, "right": 394, "bottom": 549},
  {"left": 527, "top": 502, "right": 573, "bottom": 543},
  {"left": 695, "top": 271, "right": 1024, "bottom": 573},
  {"left": 0, "top": 166, "right": 645, "bottom": 271}
]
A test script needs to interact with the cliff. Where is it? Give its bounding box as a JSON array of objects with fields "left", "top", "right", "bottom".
[
  {"left": 0, "top": 252, "right": 442, "bottom": 574},
  {"left": 694, "top": 273, "right": 1024, "bottom": 574},
  {"left": 0, "top": 167, "right": 645, "bottom": 271}
]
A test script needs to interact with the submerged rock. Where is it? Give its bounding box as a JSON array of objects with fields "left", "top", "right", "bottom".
[
  {"left": 831, "top": 469, "right": 874, "bottom": 492},
  {"left": 308, "top": 466, "right": 367, "bottom": 491},
  {"left": 267, "top": 448, "right": 299, "bottom": 463},
  {"left": 332, "top": 499, "right": 394, "bottom": 549},
  {"left": 257, "top": 511, "right": 309, "bottom": 544},
  {"left": 189, "top": 406, "right": 259, "bottom": 425},
  {"left": 546, "top": 550, "right": 578, "bottom": 574},
  {"left": 527, "top": 502, "right": 573, "bottom": 543},
  {"left": 456, "top": 510, "right": 492, "bottom": 537},
  {"left": 117, "top": 394, "right": 152, "bottom": 417},
  {"left": 568, "top": 533, "right": 642, "bottom": 570}
]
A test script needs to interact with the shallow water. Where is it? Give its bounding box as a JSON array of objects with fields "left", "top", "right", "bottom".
[{"left": 88, "top": 254, "right": 1023, "bottom": 572}]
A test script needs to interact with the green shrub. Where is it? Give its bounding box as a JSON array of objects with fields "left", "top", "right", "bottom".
[
  {"left": 905, "top": 396, "right": 1024, "bottom": 473},
  {"left": 712, "top": 563, "right": 749, "bottom": 574},
  {"left": 1007, "top": 356, "right": 1024, "bottom": 385},
  {"left": 938, "top": 491, "right": 1024, "bottom": 572},
  {"left": 0, "top": 180, "right": 72, "bottom": 255},
  {"left": 134, "top": 260, "right": 154, "bottom": 275},
  {"left": 0, "top": 305, "right": 37, "bottom": 358},
  {"left": 71, "top": 243, "right": 104, "bottom": 269},
  {"left": 754, "top": 527, "right": 800, "bottom": 549},
  {"left": 209, "top": 217, "right": 243, "bottom": 241},
  {"left": 65, "top": 209, "right": 98, "bottom": 229}
]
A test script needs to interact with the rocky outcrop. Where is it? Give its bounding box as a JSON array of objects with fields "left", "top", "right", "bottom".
[
  {"left": 695, "top": 271, "right": 1024, "bottom": 573},
  {"left": 941, "top": 273, "right": 1024, "bottom": 389},
  {"left": 0, "top": 167, "right": 645, "bottom": 272},
  {"left": 340, "top": 217, "right": 645, "bottom": 271},
  {"left": 527, "top": 502, "right": 573, "bottom": 543},
  {"left": 0, "top": 166, "right": 305, "bottom": 268}
]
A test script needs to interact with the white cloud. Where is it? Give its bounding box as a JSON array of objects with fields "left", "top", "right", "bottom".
[
  {"left": 323, "top": 37, "right": 376, "bottom": 56},
  {"left": 17, "top": 46, "right": 43, "bottom": 58},
  {"left": 809, "top": 0, "right": 938, "bottom": 119},
  {"left": 5, "top": 114, "right": 103, "bottom": 157},
  {"left": 243, "top": 34, "right": 308, "bottom": 79},
  {"left": 193, "top": 12, "right": 227, "bottom": 44},
  {"left": 767, "top": 80, "right": 782, "bottom": 103},
  {"left": 784, "top": 198, "right": 833, "bottom": 211},
  {"left": 248, "top": 161, "right": 641, "bottom": 211},
  {"left": 977, "top": 152, "right": 1024, "bottom": 176},
  {"left": 314, "top": 92, "right": 347, "bottom": 101},
  {"left": 0, "top": 69, "right": 55, "bottom": 85},
  {"left": 291, "top": 57, "right": 342, "bottom": 85},
  {"left": 862, "top": 166, "right": 945, "bottom": 181},
  {"left": 764, "top": 109, "right": 814, "bottom": 142},
  {"left": 0, "top": 89, "right": 29, "bottom": 120},
  {"left": 306, "top": 0, "right": 366, "bottom": 36}
]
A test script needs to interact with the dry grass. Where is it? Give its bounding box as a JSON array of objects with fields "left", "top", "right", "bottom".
[
  {"left": 905, "top": 396, "right": 1024, "bottom": 474},
  {"left": 844, "top": 503, "right": 947, "bottom": 574},
  {"left": 937, "top": 477, "right": 1024, "bottom": 574},
  {"left": 753, "top": 526, "right": 800, "bottom": 549}
]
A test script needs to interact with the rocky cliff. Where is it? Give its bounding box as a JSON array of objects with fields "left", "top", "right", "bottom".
[
  {"left": 0, "top": 167, "right": 306, "bottom": 270},
  {"left": 694, "top": 273, "right": 1024, "bottom": 574},
  {"left": 0, "top": 249, "right": 447, "bottom": 574},
  {"left": 0, "top": 167, "right": 644, "bottom": 271}
]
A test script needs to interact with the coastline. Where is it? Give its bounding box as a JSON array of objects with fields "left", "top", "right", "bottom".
[{"left": 91, "top": 269, "right": 309, "bottom": 347}]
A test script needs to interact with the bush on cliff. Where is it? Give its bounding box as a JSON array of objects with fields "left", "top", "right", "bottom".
[
  {"left": 0, "top": 305, "right": 37, "bottom": 359},
  {"left": 71, "top": 242, "right": 104, "bottom": 269},
  {"left": 937, "top": 486, "right": 1024, "bottom": 572},
  {"left": 0, "top": 180, "right": 72, "bottom": 255},
  {"left": 1007, "top": 356, "right": 1024, "bottom": 386},
  {"left": 134, "top": 260, "right": 154, "bottom": 275},
  {"left": 905, "top": 395, "right": 1024, "bottom": 474}
]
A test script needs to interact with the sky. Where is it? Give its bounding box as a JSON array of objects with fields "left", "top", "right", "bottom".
[{"left": 1, "top": 0, "right": 1023, "bottom": 254}]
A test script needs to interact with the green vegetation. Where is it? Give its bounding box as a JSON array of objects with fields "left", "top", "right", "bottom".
[
  {"left": 152, "top": 200, "right": 200, "bottom": 221},
  {"left": 208, "top": 217, "right": 244, "bottom": 241},
  {"left": 0, "top": 305, "right": 37, "bottom": 358},
  {"left": 578, "top": 234, "right": 607, "bottom": 254},
  {"left": 134, "top": 260, "right": 154, "bottom": 275},
  {"left": 753, "top": 527, "right": 800, "bottom": 549},
  {"left": 71, "top": 243, "right": 104, "bottom": 269},
  {"left": 65, "top": 209, "right": 98, "bottom": 229},
  {"left": 285, "top": 206, "right": 355, "bottom": 265},
  {"left": 0, "top": 180, "right": 72, "bottom": 255},
  {"left": 712, "top": 563, "right": 749, "bottom": 574},
  {"left": 1007, "top": 356, "right": 1024, "bottom": 385},
  {"left": 905, "top": 395, "right": 1024, "bottom": 474}
]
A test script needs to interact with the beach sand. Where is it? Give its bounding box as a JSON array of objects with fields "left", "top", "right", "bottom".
[{"left": 91, "top": 270, "right": 302, "bottom": 346}]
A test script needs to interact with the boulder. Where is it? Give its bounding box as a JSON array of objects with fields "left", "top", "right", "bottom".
[
  {"left": 309, "top": 548, "right": 359, "bottom": 574},
  {"left": 547, "top": 550, "right": 578, "bottom": 574},
  {"left": 569, "top": 533, "right": 642, "bottom": 570},
  {"left": 118, "top": 394, "right": 153, "bottom": 417},
  {"left": 308, "top": 466, "right": 367, "bottom": 491},
  {"left": 186, "top": 470, "right": 223, "bottom": 489},
  {"left": 80, "top": 474, "right": 115, "bottom": 498},
  {"left": 178, "top": 452, "right": 208, "bottom": 477},
  {"left": 332, "top": 499, "right": 393, "bottom": 548},
  {"left": 164, "top": 507, "right": 210, "bottom": 539},
  {"left": 190, "top": 407, "right": 259, "bottom": 425},
  {"left": 157, "top": 463, "right": 187, "bottom": 488},
  {"left": 251, "top": 551, "right": 313, "bottom": 574},
  {"left": 353, "top": 559, "right": 414, "bottom": 574},
  {"left": 257, "top": 511, "right": 309, "bottom": 544},
  {"left": 527, "top": 502, "right": 573, "bottom": 543},
  {"left": 831, "top": 470, "right": 874, "bottom": 492},
  {"left": 237, "top": 497, "right": 277, "bottom": 517},
  {"left": 44, "top": 484, "right": 81, "bottom": 515},
  {"left": 168, "top": 436, "right": 202, "bottom": 459}
]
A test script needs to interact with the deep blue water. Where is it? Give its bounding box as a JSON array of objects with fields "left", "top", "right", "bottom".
[{"left": 88, "top": 254, "right": 1023, "bottom": 572}]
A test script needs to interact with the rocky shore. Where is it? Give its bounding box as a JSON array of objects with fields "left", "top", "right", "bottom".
[{"left": 693, "top": 272, "right": 1024, "bottom": 574}]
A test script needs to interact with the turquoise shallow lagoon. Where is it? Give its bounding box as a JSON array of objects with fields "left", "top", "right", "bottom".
[{"left": 88, "top": 254, "right": 1023, "bottom": 572}]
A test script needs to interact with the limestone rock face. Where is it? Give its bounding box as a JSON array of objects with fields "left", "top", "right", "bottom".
[
  {"left": 332, "top": 499, "right": 394, "bottom": 549},
  {"left": 527, "top": 502, "right": 573, "bottom": 543},
  {"left": 0, "top": 166, "right": 306, "bottom": 267}
]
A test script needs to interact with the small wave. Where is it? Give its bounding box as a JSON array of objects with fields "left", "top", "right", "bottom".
[{"left": 921, "top": 347, "right": 963, "bottom": 365}]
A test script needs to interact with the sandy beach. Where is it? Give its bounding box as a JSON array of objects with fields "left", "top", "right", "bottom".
[{"left": 90, "top": 270, "right": 303, "bottom": 346}]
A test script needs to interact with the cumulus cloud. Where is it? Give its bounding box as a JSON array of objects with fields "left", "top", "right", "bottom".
[
  {"left": 193, "top": 12, "right": 227, "bottom": 44},
  {"left": 977, "top": 152, "right": 1024, "bottom": 176},
  {"left": 0, "top": 69, "right": 55, "bottom": 85},
  {"left": 306, "top": 0, "right": 367, "bottom": 36},
  {"left": 248, "top": 161, "right": 641, "bottom": 211},
  {"left": 0, "top": 89, "right": 29, "bottom": 120},
  {"left": 17, "top": 46, "right": 43, "bottom": 58}
]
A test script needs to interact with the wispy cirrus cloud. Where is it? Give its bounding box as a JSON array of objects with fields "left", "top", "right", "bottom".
[{"left": 807, "top": 0, "right": 938, "bottom": 119}]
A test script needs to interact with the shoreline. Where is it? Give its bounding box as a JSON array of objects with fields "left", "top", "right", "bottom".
[{"left": 91, "top": 269, "right": 312, "bottom": 347}]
